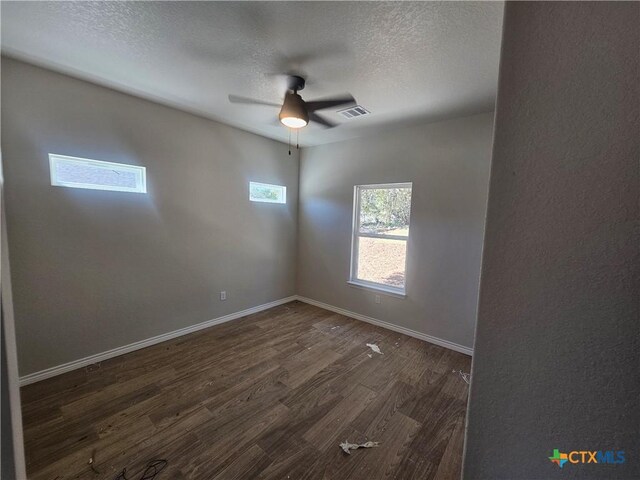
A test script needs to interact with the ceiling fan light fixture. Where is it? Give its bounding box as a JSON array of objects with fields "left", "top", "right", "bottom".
[
  {"left": 280, "top": 116, "right": 308, "bottom": 128},
  {"left": 279, "top": 92, "right": 309, "bottom": 129},
  {"left": 228, "top": 75, "right": 353, "bottom": 130}
]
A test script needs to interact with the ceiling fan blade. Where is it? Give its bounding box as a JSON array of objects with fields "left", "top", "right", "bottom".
[
  {"left": 306, "top": 95, "right": 356, "bottom": 112},
  {"left": 309, "top": 112, "right": 337, "bottom": 129},
  {"left": 228, "top": 95, "right": 280, "bottom": 107}
]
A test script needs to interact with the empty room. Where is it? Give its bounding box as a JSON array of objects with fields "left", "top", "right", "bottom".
[{"left": 1, "top": 1, "right": 637, "bottom": 479}]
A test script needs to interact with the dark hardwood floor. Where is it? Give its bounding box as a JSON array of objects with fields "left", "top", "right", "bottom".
[{"left": 21, "top": 301, "right": 471, "bottom": 480}]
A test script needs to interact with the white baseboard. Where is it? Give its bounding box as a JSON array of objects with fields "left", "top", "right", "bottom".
[
  {"left": 20, "top": 293, "right": 471, "bottom": 386},
  {"left": 19, "top": 296, "right": 298, "bottom": 386},
  {"left": 295, "top": 295, "right": 473, "bottom": 356}
]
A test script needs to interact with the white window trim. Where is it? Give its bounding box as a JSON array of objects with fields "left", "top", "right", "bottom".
[
  {"left": 49, "top": 153, "right": 146, "bottom": 193},
  {"left": 249, "top": 181, "right": 287, "bottom": 204},
  {"left": 347, "top": 279, "right": 407, "bottom": 298},
  {"left": 349, "top": 182, "right": 412, "bottom": 297}
]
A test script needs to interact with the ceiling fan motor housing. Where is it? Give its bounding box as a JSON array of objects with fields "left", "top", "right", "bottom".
[{"left": 287, "top": 75, "right": 306, "bottom": 92}]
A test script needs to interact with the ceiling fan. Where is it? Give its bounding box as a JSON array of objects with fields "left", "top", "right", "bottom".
[{"left": 228, "top": 75, "right": 356, "bottom": 129}]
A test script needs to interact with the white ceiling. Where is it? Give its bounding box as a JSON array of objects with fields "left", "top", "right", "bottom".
[{"left": 1, "top": 1, "right": 503, "bottom": 146}]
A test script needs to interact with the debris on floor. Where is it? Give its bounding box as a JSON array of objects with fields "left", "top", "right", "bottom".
[
  {"left": 330, "top": 326, "right": 340, "bottom": 330},
  {"left": 85, "top": 362, "right": 101, "bottom": 373},
  {"left": 88, "top": 449, "right": 100, "bottom": 474},
  {"left": 366, "top": 343, "right": 383, "bottom": 355},
  {"left": 367, "top": 354, "right": 373, "bottom": 358},
  {"left": 114, "top": 459, "right": 168, "bottom": 480},
  {"left": 453, "top": 369, "right": 471, "bottom": 384},
  {"left": 339, "top": 440, "right": 380, "bottom": 455}
]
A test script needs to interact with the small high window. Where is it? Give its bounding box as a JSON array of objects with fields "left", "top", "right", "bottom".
[
  {"left": 49, "top": 154, "right": 146, "bottom": 193},
  {"left": 350, "top": 183, "right": 412, "bottom": 295},
  {"left": 249, "top": 182, "right": 286, "bottom": 204}
]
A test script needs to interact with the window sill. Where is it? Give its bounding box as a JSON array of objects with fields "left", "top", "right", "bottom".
[{"left": 347, "top": 280, "right": 407, "bottom": 298}]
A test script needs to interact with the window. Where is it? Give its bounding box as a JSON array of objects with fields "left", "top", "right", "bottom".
[
  {"left": 49, "top": 154, "right": 146, "bottom": 193},
  {"left": 350, "top": 183, "right": 412, "bottom": 295},
  {"left": 249, "top": 182, "right": 286, "bottom": 204}
]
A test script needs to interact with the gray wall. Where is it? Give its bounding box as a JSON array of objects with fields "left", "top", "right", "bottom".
[
  {"left": 297, "top": 113, "right": 494, "bottom": 350},
  {"left": 464, "top": 2, "right": 639, "bottom": 479},
  {"left": 1, "top": 58, "right": 299, "bottom": 376}
]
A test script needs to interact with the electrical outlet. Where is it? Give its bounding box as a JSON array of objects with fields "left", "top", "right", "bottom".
[
  {"left": 220, "top": 291, "right": 227, "bottom": 301},
  {"left": 375, "top": 294, "right": 381, "bottom": 304}
]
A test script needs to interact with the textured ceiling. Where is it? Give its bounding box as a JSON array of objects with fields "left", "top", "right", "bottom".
[{"left": 1, "top": 1, "right": 503, "bottom": 146}]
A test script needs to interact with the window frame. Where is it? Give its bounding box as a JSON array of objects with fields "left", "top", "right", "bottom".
[
  {"left": 49, "top": 153, "right": 147, "bottom": 193},
  {"left": 349, "top": 182, "right": 412, "bottom": 297},
  {"left": 249, "top": 181, "right": 287, "bottom": 204}
]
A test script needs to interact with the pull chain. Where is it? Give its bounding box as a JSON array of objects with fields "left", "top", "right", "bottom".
[
  {"left": 296, "top": 129, "right": 299, "bottom": 150},
  {"left": 288, "top": 128, "right": 291, "bottom": 156}
]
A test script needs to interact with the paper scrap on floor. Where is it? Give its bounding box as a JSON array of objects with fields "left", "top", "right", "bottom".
[
  {"left": 340, "top": 440, "right": 380, "bottom": 455},
  {"left": 366, "top": 343, "right": 383, "bottom": 355},
  {"left": 453, "top": 369, "right": 471, "bottom": 384}
]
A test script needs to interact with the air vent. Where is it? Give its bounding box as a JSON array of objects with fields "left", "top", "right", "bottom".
[{"left": 338, "top": 105, "right": 370, "bottom": 119}]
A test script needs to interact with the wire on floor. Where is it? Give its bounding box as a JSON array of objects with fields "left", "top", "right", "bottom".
[{"left": 114, "top": 460, "right": 168, "bottom": 480}]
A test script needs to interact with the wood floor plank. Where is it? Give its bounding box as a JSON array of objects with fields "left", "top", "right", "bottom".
[
  {"left": 20, "top": 301, "right": 471, "bottom": 479},
  {"left": 280, "top": 346, "right": 370, "bottom": 411},
  {"left": 104, "top": 408, "right": 213, "bottom": 479},
  {"left": 280, "top": 345, "right": 342, "bottom": 389},
  {"left": 343, "top": 412, "right": 422, "bottom": 480},
  {"left": 256, "top": 436, "right": 321, "bottom": 480},
  {"left": 316, "top": 425, "right": 371, "bottom": 480},
  {"left": 211, "top": 444, "right": 272, "bottom": 480},
  {"left": 433, "top": 413, "right": 466, "bottom": 480},
  {"left": 350, "top": 380, "right": 416, "bottom": 438},
  {"left": 255, "top": 395, "right": 343, "bottom": 459},
  {"left": 303, "top": 384, "right": 377, "bottom": 451},
  {"left": 398, "top": 395, "right": 466, "bottom": 476},
  {"left": 186, "top": 403, "right": 290, "bottom": 479}
]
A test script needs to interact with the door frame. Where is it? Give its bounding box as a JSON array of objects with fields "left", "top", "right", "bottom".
[{"left": 1, "top": 148, "right": 27, "bottom": 479}]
